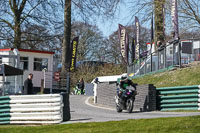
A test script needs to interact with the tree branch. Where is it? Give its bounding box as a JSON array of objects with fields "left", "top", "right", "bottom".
[
  {"left": 19, "top": 0, "right": 27, "bottom": 14},
  {"left": 0, "top": 18, "right": 14, "bottom": 29},
  {"left": 9, "top": 0, "right": 15, "bottom": 13},
  {"left": 20, "top": 1, "right": 43, "bottom": 24}
]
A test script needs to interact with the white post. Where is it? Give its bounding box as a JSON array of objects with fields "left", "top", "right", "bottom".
[
  {"left": 94, "top": 83, "right": 97, "bottom": 104},
  {"left": 13, "top": 49, "right": 20, "bottom": 94}
]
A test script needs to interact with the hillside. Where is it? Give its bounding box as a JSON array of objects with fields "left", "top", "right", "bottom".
[{"left": 133, "top": 64, "right": 200, "bottom": 88}]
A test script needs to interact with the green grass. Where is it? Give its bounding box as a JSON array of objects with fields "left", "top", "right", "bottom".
[
  {"left": 1, "top": 116, "right": 200, "bottom": 133},
  {"left": 133, "top": 65, "right": 200, "bottom": 88}
]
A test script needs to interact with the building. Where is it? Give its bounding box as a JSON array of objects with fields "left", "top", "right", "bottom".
[{"left": 0, "top": 48, "right": 54, "bottom": 94}]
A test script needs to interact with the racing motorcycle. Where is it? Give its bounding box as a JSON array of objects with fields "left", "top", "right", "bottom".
[
  {"left": 71, "top": 86, "right": 85, "bottom": 95},
  {"left": 115, "top": 86, "right": 137, "bottom": 113}
]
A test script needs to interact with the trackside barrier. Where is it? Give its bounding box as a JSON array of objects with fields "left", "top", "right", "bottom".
[
  {"left": 0, "top": 94, "right": 63, "bottom": 124},
  {"left": 156, "top": 85, "right": 200, "bottom": 111}
]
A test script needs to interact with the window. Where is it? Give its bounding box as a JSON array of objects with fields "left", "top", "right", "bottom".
[
  {"left": 34, "top": 58, "right": 48, "bottom": 71},
  {"left": 20, "top": 57, "right": 29, "bottom": 70},
  {"left": 169, "top": 47, "right": 173, "bottom": 55}
]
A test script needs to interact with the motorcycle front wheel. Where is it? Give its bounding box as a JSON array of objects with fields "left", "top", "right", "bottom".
[
  {"left": 116, "top": 104, "right": 122, "bottom": 112},
  {"left": 126, "top": 99, "right": 133, "bottom": 113}
]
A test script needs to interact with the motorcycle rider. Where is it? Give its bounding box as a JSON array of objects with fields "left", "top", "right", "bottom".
[{"left": 117, "top": 73, "right": 136, "bottom": 99}]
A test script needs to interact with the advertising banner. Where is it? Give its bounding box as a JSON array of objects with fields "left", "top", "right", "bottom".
[
  {"left": 118, "top": 24, "right": 129, "bottom": 65},
  {"left": 70, "top": 36, "right": 79, "bottom": 72},
  {"left": 135, "top": 16, "right": 140, "bottom": 60}
]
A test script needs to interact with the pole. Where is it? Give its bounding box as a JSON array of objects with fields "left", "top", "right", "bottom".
[
  {"left": 2, "top": 71, "right": 5, "bottom": 96},
  {"left": 151, "top": 44, "right": 153, "bottom": 72},
  {"left": 172, "top": 43, "right": 175, "bottom": 66},
  {"left": 139, "top": 59, "right": 141, "bottom": 75},
  {"left": 164, "top": 46, "right": 167, "bottom": 68},
  {"left": 144, "top": 57, "right": 147, "bottom": 74},
  {"left": 157, "top": 50, "right": 159, "bottom": 70},
  {"left": 66, "top": 71, "right": 70, "bottom": 94},
  {"left": 179, "top": 42, "right": 181, "bottom": 68}
]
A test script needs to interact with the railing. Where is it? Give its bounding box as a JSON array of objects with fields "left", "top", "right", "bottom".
[
  {"left": 0, "top": 94, "right": 64, "bottom": 124},
  {"left": 156, "top": 85, "right": 200, "bottom": 111},
  {"left": 128, "top": 38, "right": 200, "bottom": 77}
]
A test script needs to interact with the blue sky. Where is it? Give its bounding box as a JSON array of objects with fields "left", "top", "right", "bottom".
[{"left": 96, "top": 3, "right": 132, "bottom": 37}]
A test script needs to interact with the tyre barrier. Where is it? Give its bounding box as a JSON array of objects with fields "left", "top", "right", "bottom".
[
  {"left": 156, "top": 85, "right": 200, "bottom": 111},
  {"left": 0, "top": 94, "right": 63, "bottom": 124}
]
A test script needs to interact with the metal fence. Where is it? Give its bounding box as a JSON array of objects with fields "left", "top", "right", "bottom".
[{"left": 128, "top": 38, "right": 200, "bottom": 76}]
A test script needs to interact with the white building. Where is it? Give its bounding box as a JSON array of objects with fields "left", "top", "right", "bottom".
[{"left": 0, "top": 48, "right": 54, "bottom": 94}]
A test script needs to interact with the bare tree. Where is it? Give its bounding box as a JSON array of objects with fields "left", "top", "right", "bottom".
[
  {"left": 0, "top": 0, "right": 27, "bottom": 48},
  {"left": 61, "top": 0, "right": 71, "bottom": 75},
  {"left": 21, "top": 24, "right": 61, "bottom": 51},
  {"left": 0, "top": 0, "right": 62, "bottom": 48},
  {"left": 61, "top": 0, "right": 121, "bottom": 74},
  {"left": 71, "top": 22, "right": 105, "bottom": 61},
  {"left": 179, "top": 0, "right": 200, "bottom": 29}
]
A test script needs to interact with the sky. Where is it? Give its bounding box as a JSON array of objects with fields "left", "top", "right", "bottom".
[{"left": 96, "top": 3, "right": 133, "bottom": 38}]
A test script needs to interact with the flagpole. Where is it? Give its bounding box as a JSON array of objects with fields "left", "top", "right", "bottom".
[{"left": 151, "top": 12, "right": 154, "bottom": 72}]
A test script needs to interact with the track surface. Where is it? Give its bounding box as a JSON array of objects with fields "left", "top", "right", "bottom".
[{"left": 63, "top": 95, "right": 200, "bottom": 124}]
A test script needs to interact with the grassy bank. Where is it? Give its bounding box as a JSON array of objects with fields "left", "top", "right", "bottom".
[
  {"left": 1, "top": 116, "right": 200, "bottom": 133},
  {"left": 133, "top": 65, "right": 200, "bottom": 88}
]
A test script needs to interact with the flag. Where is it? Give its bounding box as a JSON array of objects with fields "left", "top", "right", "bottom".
[
  {"left": 171, "top": 0, "right": 179, "bottom": 39},
  {"left": 118, "top": 24, "right": 129, "bottom": 65},
  {"left": 70, "top": 36, "right": 79, "bottom": 72},
  {"left": 135, "top": 16, "right": 140, "bottom": 60}
]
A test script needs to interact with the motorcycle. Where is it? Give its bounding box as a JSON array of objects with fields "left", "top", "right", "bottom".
[
  {"left": 71, "top": 86, "right": 85, "bottom": 95},
  {"left": 115, "top": 86, "right": 137, "bottom": 113}
]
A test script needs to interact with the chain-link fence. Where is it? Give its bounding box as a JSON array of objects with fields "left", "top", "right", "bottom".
[{"left": 128, "top": 38, "right": 200, "bottom": 77}]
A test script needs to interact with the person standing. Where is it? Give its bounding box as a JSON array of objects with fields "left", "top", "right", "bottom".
[
  {"left": 77, "top": 78, "right": 84, "bottom": 95},
  {"left": 24, "top": 73, "right": 33, "bottom": 95}
]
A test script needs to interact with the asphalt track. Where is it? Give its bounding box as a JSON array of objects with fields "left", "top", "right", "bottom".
[{"left": 62, "top": 95, "right": 200, "bottom": 124}]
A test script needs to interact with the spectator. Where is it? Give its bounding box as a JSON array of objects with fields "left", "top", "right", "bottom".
[
  {"left": 24, "top": 73, "right": 33, "bottom": 95},
  {"left": 77, "top": 78, "right": 84, "bottom": 95}
]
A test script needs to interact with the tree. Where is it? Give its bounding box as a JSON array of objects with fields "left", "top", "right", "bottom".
[
  {"left": 61, "top": 0, "right": 121, "bottom": 73},
  {"left": 71, "top": 21, "right": 105, "bottom": 61},
  {"left": 60, "top": 0, "right": 121, "bottom": 121},
  {"left": 61, "top": 0, "right": 71, "bottom": 75},
  {"left": 154, "top": 0, "right": 165, "bottom": 49},
  {"left": 0, "top": 0, "right": 27, "bottom": 48},
  {"left": 20, "top": 24, "right": 61, "bottom": 51},
  {"left": 179, "top": 0, "right": 200, "bottom": 29},
  {"left": 0, "top": 0, "right": 62, "bottom": 48}
]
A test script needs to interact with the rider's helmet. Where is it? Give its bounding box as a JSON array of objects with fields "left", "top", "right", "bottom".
[
  {"left": 94, "top": 78, "right": 99, "bottom": 83},
  {"left": 121, "top": 73, "right": 128, "bottom": 80}
]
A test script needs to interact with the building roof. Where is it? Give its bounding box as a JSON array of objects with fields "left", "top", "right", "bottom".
[
  {"left": 0, "top": 48, "right": 54, "bottom": 54},
  {"left": 0, "top": 64, "right": 23, "bottom": 76}
]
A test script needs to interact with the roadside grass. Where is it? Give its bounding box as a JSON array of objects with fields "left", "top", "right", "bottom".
[
  {"left": 133, "top": 65, "right": 200, "bottom": 88},
  {"left": 1, "top": 116, "right": 200, "bottom": 133}
]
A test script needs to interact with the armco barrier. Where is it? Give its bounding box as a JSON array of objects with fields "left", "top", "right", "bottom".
[
  {"left": 156, "top": 85, "right": 200, "bottom": 111},
  {"left": 0, "top": 94, "right": 63, "bottom": 124}
]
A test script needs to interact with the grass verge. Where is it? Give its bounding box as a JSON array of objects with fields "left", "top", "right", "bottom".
[
  {"left": 133, "top": 65, "right": 200, "bottom": 88},
  {"left": 1, "top": 116, "right": 200, "bottom": 133}
]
